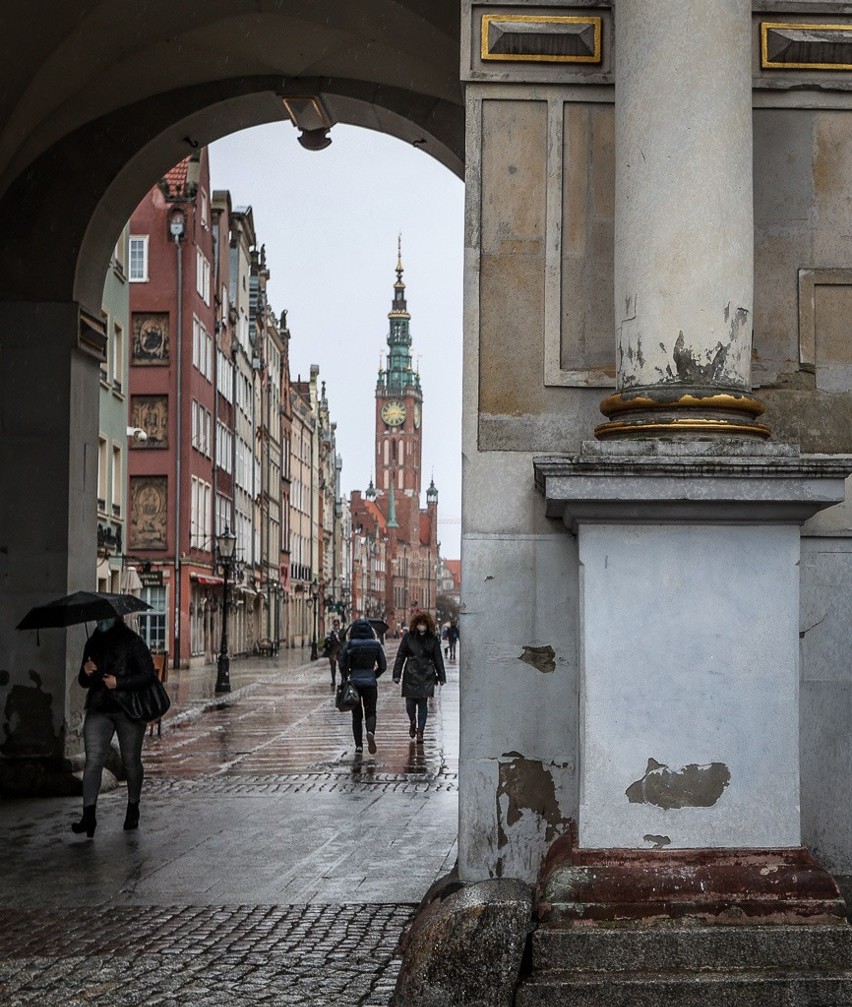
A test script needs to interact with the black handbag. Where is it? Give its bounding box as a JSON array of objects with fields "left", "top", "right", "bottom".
[
  {"left": 335, "top": 679, "right": 360, "bottom": 712},
  {"left": 114, "top": 677, "right": 172, "bottom": 723}
]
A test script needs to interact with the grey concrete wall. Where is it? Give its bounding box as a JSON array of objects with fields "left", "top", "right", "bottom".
[
  {"left": 800, "top": 537, "right": 852, "bottom": 876},
  {"left": 0, "top": 303, "right": 98, "bottom": 784}
]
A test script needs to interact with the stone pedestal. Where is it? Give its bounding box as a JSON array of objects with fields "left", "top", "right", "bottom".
[
  {"left": 527, "top": 442, "right": 852, "bottom": 1003},
  {"left": 535, "top": 441, "right": 851, "bottom": 852}
]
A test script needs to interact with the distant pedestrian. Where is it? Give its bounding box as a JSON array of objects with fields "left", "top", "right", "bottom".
[
  {"left": 322, "top": 618, "right": 345, "bottom": 689},
  {"left": 339, "top": 619, "right": 387, "bottom": 755},
  {"left": 73, "top": 616, "right": 158, "bottom": 838},
  {"left": 392, "top": 611, "right": 446, "bottom": 744},
  {"left": 446, "top": 621, "right": 459, "bottom": 662}
]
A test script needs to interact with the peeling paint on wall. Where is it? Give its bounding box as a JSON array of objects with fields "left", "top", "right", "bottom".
[
  {"left": 496, "top": 756, "right": 569, "bottom": 856},
  {"left": 518, "top": 645, "right": 555, "bottom": 673},
  {"left": 626, "top": 757, "right": 731, "bottom": 810}
]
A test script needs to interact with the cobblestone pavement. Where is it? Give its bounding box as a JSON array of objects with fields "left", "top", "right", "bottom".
[{"left": 0, "top": 646, "right": 459, "bottom": 1005}]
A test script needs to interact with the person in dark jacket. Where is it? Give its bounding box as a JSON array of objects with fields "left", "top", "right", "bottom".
[
  {"left": 73, "top": 616, "right": 158, "bottom": 838},
  {"left": 322, "top": 618, "right": 345, "bottom": 689},
  {"left": 338, "top": 618, "right": 387, "bottom": 755},
  {"left": 393, "top": 611, "right": 446, "bottom": 744}
]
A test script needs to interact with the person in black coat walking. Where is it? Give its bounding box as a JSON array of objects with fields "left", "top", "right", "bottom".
[
  {"left": 74, "top": 616, "right": 158, "bottom": 837},
  {"left": 339, "top": 618, "right": 387, "bottom": 755},
  {"left": 392, "top": 611, "right": 446, "bottom": 744}
]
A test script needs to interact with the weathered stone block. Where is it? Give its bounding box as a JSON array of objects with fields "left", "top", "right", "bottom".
[{"left": 392, "top": 878, "right": 533, "bottom": 1007}]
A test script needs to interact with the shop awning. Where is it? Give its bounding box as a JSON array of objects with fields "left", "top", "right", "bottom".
[{"left": 192, "top": 574, "right": 224, "bottom": 586}]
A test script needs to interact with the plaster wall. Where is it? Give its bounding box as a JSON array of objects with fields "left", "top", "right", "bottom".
[
  {"left": 800, "top": 537, "right": 852, "bottom": 874},
  {"left": 0, "top": 303, "right": 98, "bottom": 769},
  {"left": 578, "top": 522, "right": 801, "bottom": 849}
]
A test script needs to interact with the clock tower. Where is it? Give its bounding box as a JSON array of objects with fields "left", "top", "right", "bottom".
[{"left": 375, "top": 238, "right": 423, "bottom": 501}]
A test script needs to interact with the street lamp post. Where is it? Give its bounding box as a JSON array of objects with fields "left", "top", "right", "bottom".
[
  {"left": 215, "top": 525, "right": 237, "bottom": 694},
  {"left": 309, "top": 581, "right": 319, "bottom": 660}
]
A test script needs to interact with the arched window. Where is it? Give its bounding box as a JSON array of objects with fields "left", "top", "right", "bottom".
[
  {"left": 384, "top": 439, "right": 390, "bottom": 466},
  {"left": 398, "top": 439, "right": 404, "bottom": 465}
]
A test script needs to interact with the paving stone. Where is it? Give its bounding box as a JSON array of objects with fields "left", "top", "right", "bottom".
[{"left": 0, "top": 651, "right": 458, "bottom": 1005}]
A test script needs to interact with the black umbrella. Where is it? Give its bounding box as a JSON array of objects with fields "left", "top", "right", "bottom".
[
  {"left": 16, "top": 591, "right": 152, "bottom": 631},
  {"left": 368, "top": 618, "right": 389, "bottom": 637}
]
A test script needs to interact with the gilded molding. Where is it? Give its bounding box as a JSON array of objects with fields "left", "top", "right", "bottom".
[
  {"left": 594, "top": 418, "right": 772, "bottom": 440},
  {"left": 761, "top": 22, "right": 852, "bottom": 70},
  {"left": 481, "top": 14, "right": 602, "bottom": 64},
  {"left": 599, "top": 391, "right": 767, "bottom": 418}
]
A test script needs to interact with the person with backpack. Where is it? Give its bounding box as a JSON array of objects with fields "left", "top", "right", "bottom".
[
  {"left": 392, "top": 611, "right": 446, "bottom": 744},
  {"left": 338, "top": 619, "right": 387, "bottom": 755}
]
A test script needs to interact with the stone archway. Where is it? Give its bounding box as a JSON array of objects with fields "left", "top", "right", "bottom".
[{"left": 0, "top": 1, "right": 463, "bottom": 797}]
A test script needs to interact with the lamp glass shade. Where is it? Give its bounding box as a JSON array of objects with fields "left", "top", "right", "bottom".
[{"left": 217, "top": 526, "right": 237, "bottom": 560}]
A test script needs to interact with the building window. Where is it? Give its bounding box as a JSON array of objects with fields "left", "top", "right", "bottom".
[
  {"left": 192, "top": 317, "right": 213, "bottom": 381},
  {"left": 217, "top": 350, "right": 233, "bottom": 402},
  {"left": 138, "top": 586, "right": 167, "bottom": 652},
  {"left": 216, "top": 421, "right": 233, "bottom": 473},
  {"left": 112, "top": 321, "right": 124, "bottom": 393},
  {"left": 129, "top": 236, "right": 149, "bottom": 282},
  {"left": 111, "top": 445, "right": 122, "bottom": 517},
  {"left": 97, "top": 437, "right": 108, "bottom": 512},
  {"left": 191, "top": 476, "right": 212, "bottom": 549},
  {"left": 196, "top": 249, "right": 211, "bottom": 305}
]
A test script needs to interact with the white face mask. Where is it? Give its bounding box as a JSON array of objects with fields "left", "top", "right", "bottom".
[
  {"left": 96, "top": 618, "right": 116, "bottom": 633},
  {"left": 417, "top": 625, "right": 427, "bottom": 634}
]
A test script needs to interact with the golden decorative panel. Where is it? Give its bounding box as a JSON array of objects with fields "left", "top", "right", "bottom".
[
  {"left": 481, "top": 15, "right": 601, "bottom": 64},
  {"left": 761, "top": 22, "right": 852, "bottom": 71}
]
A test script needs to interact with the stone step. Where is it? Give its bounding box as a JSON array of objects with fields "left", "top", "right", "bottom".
[
  {"left": 531, "top": 924, "right": 852, "bottom": 974},
  {"left": 515, "top": 969, "right": 852, "bottom": 1007}
]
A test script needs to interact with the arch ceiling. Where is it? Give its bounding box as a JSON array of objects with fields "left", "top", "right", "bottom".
[{"left": 0, "top": 1, "right": 463, "bottom": 306}]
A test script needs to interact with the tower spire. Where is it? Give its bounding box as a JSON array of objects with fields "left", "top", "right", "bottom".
[{"left": 381, "top": 235, "right": 417, "bottom": 393}]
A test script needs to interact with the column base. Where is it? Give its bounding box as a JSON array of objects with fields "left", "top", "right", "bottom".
[
  {"left": 596, "top": 388, "right": 771, "bottom": 440},
  {"left": 537, "top": 832, "right": 848, "bottom": 928}
]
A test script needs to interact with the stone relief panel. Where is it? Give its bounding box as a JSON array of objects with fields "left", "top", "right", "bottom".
[
  {"left": 129, "top": 476, "right": 168, "bottom": 550},
  {"left": 798, "top": 269, "right": 852, "bottom": 393},
  {"left": 129, "top": 395, "right": 168, "bottom": 448},
  {"left": 131, "top": 312, "right": 169, "bottom": 365}
]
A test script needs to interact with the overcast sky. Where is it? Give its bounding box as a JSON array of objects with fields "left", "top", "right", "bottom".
[{"left": 208, "top": 123, "right": 464, "bottom": 557}]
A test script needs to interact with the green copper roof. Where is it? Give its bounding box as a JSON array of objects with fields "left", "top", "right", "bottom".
[{"left": 377, "top": 236, "right": 421, "bottom": 395}]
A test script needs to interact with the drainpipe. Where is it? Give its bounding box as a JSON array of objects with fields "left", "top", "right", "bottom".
[{"left": 172, "top": 229, "right": 183, "bottom": 672}]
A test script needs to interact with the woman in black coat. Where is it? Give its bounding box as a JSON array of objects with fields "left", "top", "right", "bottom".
[{"left": 392, "top": 611, "right": 446, "bottom": 744}]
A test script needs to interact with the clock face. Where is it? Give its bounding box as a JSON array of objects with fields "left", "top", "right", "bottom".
[
  {"left": 381, "top": 400, "right": 406, "bottom": 427},
  {"left": 413, "top": 403, "right": 421, "bottom": 429}
]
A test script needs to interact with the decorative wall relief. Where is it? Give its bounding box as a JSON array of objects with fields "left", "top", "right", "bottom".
[
  {"left": 130, "top": 395, "right": 168, "bottom": 448},
  {"left": 129, "top": 476, "right": 168, "bottom": 550},
  {"left": 131, "top": 312, "right": 169, "bottom": 365}
]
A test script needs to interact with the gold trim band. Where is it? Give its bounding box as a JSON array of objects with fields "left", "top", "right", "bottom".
[
  {"left": 600, "top": 391, "right": 766, "bottom": 419},
  {"left": 595, "top": 418, "right": 772, "bottom": 440}
]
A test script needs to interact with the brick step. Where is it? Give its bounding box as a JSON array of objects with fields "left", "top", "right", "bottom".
[
  {"left": 515, "top": 969, "right": 852, "bottom": 1007},
  {"left": 531, "top": 924, "right": 852, "bottom": 974}
]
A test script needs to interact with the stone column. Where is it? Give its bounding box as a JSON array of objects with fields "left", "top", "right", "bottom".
[
  {"left": 0, "top": 303, "right": 99, "bottom": 794},
  {"left": 599, "top": 0, "right": 768, "bottom": 438}
]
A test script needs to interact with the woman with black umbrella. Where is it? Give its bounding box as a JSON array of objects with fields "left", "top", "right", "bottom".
[{"left": 73, "top": 616, "right": 158, "bottom": 838}]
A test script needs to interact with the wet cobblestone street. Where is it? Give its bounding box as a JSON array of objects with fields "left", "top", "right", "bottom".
[{"left": 0, "top": 646, "right": 459, "bottom": 1005}]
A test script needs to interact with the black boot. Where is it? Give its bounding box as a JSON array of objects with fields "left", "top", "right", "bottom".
[
  {"left": 123, "top": 801, "right": 140, "bottom": 831},
  {"left": 71, "top": 805, "right": 97, "bottom": 838}
]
